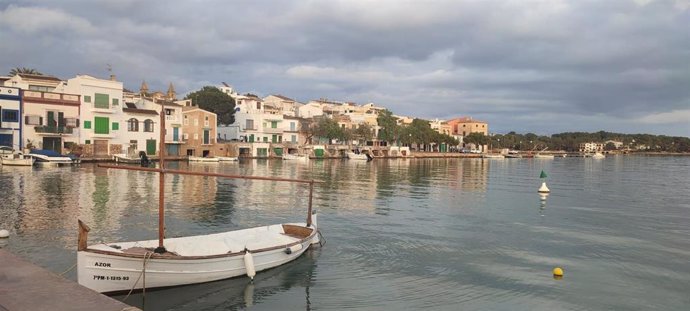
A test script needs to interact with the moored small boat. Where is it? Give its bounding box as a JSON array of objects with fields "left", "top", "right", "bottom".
[
  {"left": 534, "top": 153, "right": 555, "bottom": 159},
  {"left": 282, "top": 153, "right": 308, "bottom": 161},
  {"left": 482, "top": 154, "right": 505, "bottom": 159},
  {"left": 346, "top": 151, "right": 372, "bottom": 161},
  {"left": 217, "top": 156, "right": 239, "bottom": 161},
  {"left": 113, "top": 154, "right": 140, "bottom": 164},
  {"left": 0, "top": 153, "right": 35, "bottom": 166},
  {"left": 188, "top": 156, "right": 220, "bottom": 162},
  {"left": 592, "top": 152, "right": 605, "bottom": 159},
  {"left": 29, "top": 149, "right": 77, "bottom": 166}
]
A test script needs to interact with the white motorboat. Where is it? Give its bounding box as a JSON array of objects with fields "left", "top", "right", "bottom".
[
  {"left": 217, "top": 156, "right": 239, "bottom": 161},
  {"left": 28, "top": 151, "right": 76, "bottom": 166},
  {"left": 188, "top": 156, "right": 220, "bottom": 162},
  {"left": 282, "top": 153, "right": 308, "bottom": 161},
  {"left": 78, "top": 103, "right": 322, "bottom": 294},
  {"left": 592, "top": 152, "right": 605, "bottom": 159},
  {"left": 346, "top": 151, "right": 372, "bottom": 161}
]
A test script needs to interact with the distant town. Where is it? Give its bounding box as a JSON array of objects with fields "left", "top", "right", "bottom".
[{"left": 1, "top": 68, "right": 688, "bottom": 161}]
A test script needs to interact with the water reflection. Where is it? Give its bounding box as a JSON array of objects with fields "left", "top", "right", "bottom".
[{"left": 111, "top": 249, "right": 320, "bottom": 311}]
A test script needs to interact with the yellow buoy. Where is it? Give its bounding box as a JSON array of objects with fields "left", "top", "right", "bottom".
[{"left": 553, "top": 267, "right": 564, "bottom": 277}]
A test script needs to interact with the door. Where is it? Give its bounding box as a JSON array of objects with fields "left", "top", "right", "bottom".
[
  {"left": 173, "top": 127, "right": 179, "bottom": 142},
  {"left": 146, "top": 139, "right": 157, "bottom": 155},
  {"left": 42, "top": 137, "right": 62, "bottom": 153},
  {"left": 203, "top": 130, "right": 210, "bottom": 145}
]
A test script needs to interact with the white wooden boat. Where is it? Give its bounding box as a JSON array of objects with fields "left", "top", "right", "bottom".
[
  {"left": 346, "top": 152, "right": 372, "bottom": 161},
  {"left": 0, "top": 153, "right": 35, "bottom": 166},
  {"left": 113, "top": 154, "right": 140, "bottom": 164},
  {"left": 282, "top": 154, "right": 308, "bottom": 161},
  {"left": 482, "top": 154, "right": 505, "bottom": 159},
  {"left": 217, "top": 156, "right": 239, "bottom": 161},
  {"left": 592, "top": 152, "right": 605, "bottom": 159},
  {"left": 188, "top": 156, "right": 220, "bottom": 162},
  {"left": 78, "top": 103, "right": 322, "bottom": 294}
]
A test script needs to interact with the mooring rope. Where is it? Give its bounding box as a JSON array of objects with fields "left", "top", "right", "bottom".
[
  {"left": 59, "top": 263, "right": 77, "bottom": 276},
  {"left": 123, "top": 251, "right": 154, "bottom": 302},
  {"left": 317, "top": 230, "right": 326, "bottom": 247}
]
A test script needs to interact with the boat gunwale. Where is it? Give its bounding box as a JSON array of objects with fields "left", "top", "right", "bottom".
[{"left": 81, "top": 227, "right": 316, "bottom": 260}]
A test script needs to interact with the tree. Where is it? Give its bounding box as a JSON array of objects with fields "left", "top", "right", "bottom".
[
  {"left": 352, "top": 123, "right": 374, "bottom": 143},
  {"left": 312, "top": 117, "right": 348, "bottom": 143},
  {"left": 184, "top": 86, "right": 236, "bottom": 125},
  {"left": 376, "top": 109, "right": 400, "bottom": 143},
  {"left": 464, "top": 132, "right": 489, "bottom": 147},
  {"left": 9, "top": 67, "right": 42, "bottom": 76}
]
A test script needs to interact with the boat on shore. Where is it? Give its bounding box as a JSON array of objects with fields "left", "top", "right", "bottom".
[
  {"left": 217, "top": 156, "right": 239, "bottom": 161},
  {"left": 77, "top": 103, "right": 322, "bottom": 294},
  {"left": 592, "top": 152, "right": 605, "bottom": 159},
  {"left": 188, "top": 156, "right": 220, "bottom": 162}
]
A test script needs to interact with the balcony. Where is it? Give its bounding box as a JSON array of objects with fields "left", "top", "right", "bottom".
[
  {"left": 264, "top": 127, "right": 284, "bottom": 134},
  {"left": 34, "top": 126, "right": 74, "bottom": 135},
  {"left": 165, "top": 115, "right": 178, "bottom": 122}
]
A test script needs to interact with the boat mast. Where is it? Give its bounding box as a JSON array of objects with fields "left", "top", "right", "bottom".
[{"left": 155, "top": 100, "right": 167, "bottom": 253}]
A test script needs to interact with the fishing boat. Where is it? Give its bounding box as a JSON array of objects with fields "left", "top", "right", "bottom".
[
  {"left": 533, "top": 153, "right": 555, "bottom": 159},
  {"left": 282, "top": 153, "right": 308, "bottom": 161},
  {"left": 217, "top": 156, "right": 239, "bottom": 161},
  {"left": 0, "top": 151, "right": 35, "bottom": 166},
  {"left": 77, "top": 103, "right": 321, "bottom": 294},
  {"left": 346, "top": 151, "right": 372, "bottom": 161},
  {"left": 113, "top": 153, "right": 141, "bottom": 164},
  {"left": 188, "top": 156, "right": 220, "bottom": 162}
]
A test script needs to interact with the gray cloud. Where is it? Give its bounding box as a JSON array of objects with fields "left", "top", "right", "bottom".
[{"left": 1, "top": 0, "right": 688, "bottom": 136}]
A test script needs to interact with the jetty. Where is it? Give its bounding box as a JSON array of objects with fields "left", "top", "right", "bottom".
[{"left": 0, "top": 250, "right": 139, "bottom": 311}]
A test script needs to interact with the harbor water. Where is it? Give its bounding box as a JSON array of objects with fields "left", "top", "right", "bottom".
[{"left": 1, "top": 156, "right": 689, "bottom": 310}]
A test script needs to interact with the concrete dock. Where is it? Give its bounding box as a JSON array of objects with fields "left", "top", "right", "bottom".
[{"left": 0, "top": 250, "right": 139, "bottom": 311}]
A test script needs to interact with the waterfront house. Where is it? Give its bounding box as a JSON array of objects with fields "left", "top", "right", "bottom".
[
  {"left": 220, "top": 94, "right": 286, "bottom": 144},
  {"left": 0, "top": 86, "right": 22, "bottom": 149},
  {"left": 447, "top": 117, "right": 488, "bottom": 137},
  {"left": 579, "top": 142, "right": 605, "bottom": 153},
  {"left": 3, "top": 73, "right": 62, "bottom": 92},
  {"left": 57, "top": 75, "right": 125, "bottom": 157},
  {"left": 21, "top": 89, "right": 80, "bottom": 154},
  {"left": 181, "top": 105, "right": 217, "bottom": 157}
]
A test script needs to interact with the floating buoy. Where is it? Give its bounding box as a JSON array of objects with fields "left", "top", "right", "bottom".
[
  {"left": 553, "top": 267, "right": 564, "bottom": 277},
  {"left": 244, "top": 250, "right": 256, "bottom": 280},
  {"left": 0, "top": 229, "right": 9, "bottom": 238},
  {"left": 538, "top": 182, "right": 550, "bottom": 193}
]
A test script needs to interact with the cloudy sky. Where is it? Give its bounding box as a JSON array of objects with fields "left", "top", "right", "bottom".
[{"left": 1, "top": 0, "right": 688, "bottom": 136}]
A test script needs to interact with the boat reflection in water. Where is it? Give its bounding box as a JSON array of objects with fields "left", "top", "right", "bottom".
[{"left": 112, "top": 248, "right": 319, "bottom": 311}]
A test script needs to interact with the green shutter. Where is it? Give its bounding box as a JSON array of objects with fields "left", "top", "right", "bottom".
[
  {"left": 146, "top": 139, "right": 157, "bottom": 155},
  {"left": 84, "top": 95, "right": 91, "bottom": 103},
  {"left": 271, "top": 121, "right": 277, "bottom": 128},
  {"left": 94, "top": 93, "right": 109, "bottom": 109},
  {"left": 112, "top": 98, "right": 119, "bottom": 106},
  {"left": 112, "top": 122, "right": 119, "bottom": 130},
  {"left": 85, "top": 140, "right": 91, "bottom": 144},
  {"left": 84, "top": 121, "right": 92, "bottom": 129},
  {"left": 314, "top": 149, "right": 324, "bottom": 157},
  {"left": 273, "top": 148, "right": 283, "bottom": 156},
  {"left": 94, "top": 117, "right": 109, "bottom": 134},
  {"left": 249, "top": 134, "right": 254, "bottom": 143}
]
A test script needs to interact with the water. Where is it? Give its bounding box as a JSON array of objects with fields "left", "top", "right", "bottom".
[{"left": 1, "top": 157, "right": 689, "bottom": 310}]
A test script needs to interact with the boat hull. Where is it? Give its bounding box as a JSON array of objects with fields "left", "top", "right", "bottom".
[
  {"left": 188, "top": 156, "right": 220, "bottom": 162},
  {"left": 78, "top": 219, "right": 320, "bottom": 294},
  {"left": 0, "top": 157, "right": 34, "bottom": 166},
  {"left": 282, "top": 154, "right": 308, "bottom": 161},
  {"left": 346, "top": 152, "right": 370, "bottom": 160},
  {"left": 217, "top": 157, "right": 239, "bottom": 161}
]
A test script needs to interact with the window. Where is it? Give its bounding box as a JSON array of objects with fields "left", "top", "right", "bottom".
[
  {"left": 204, "top": 116, "right": 209, "bottom": 127},
  {"left": 94, "top": 117, "right": 109, "bottom": 134},
  {"left": 65, "top": 118, "right": 79, "bottom": 127},
  {"left": 84, "top": 95, "right": 91, "bottom": 103},
  {"left": 144, "top": 119, "right": 154, "bottom": 132},
  {"left": 25, "top": 115, "right": 42, "bottom": 125},
  {"left": 128, "top": 118, "right": 139, "bottom": 132},
  {"left": 2, "top": 109, "right": 19, "bottom": 122},
  {"left": 271, "top": 121, "right": 277, "bottom": 128},
  {"left": 112, "top": 122, "right": 119, "bottom": 130},
  {"left": 28, "top": 85, "right": 53, "bottom": 92},
  {"left": 183, "top": 133, "right": 188, "bottom": 140},
  {"left": 112, "top": 98, "right": 119, "bottom": 106},
  {"left": 194, "top": 118, "right": 198, "bottom": 126},
  {"left": 194, "top": 133, "right": 198, "bottom": 140},
  {"left": 290, "top": 122, "right": 296, "bottom": 131},
  {"left": 291, "top": 135, "right": 297, "bottom": 143},
  {"left": 85, "top": 140, "right": 91, "bottom": 144},
  {"left": 84, "top": 121, "right": 92, "bottom": 129},
  {"left": 246, "top": 119, "right": 254, "bottom": 130},
  {"left": 94, "top": 93, "right": 109, "bottom": 109},
  {"left": 256, "top": 102, "right": 261, "bottom": 110},
  {"left": 263, "top": 137, "right": 268, "bottom": 142},
  {"left": 184, "top": 115, "right": 188, "bottom": 125},
  {"left": 166, "top": 109, "right": 173, "bottom": 115}
]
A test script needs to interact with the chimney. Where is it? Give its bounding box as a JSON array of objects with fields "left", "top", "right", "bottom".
[{"left": 110, "top": 74, "right": 116, "bottom": 81}]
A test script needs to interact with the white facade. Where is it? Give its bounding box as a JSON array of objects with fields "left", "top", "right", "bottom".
[
  {"left": 21, "top": 90, "right": 81, "bottom": 154},
  {"left": 226, "top": 96, "right": 286, "bottom": 143},
  {"left": 262, "top": 95, "right": 302, "bottom": 117},
  {"left": 579, "top": 142, "right": 605, "bottom": 153},
  {"left": 57, "top": 75, "right": 125, "bottom": 154},
  {"left": 297, "top": 102, "right": 324, "bottom": 118},
  {"left": 0, "top": 86, "right": 22, "bottom": 149}
]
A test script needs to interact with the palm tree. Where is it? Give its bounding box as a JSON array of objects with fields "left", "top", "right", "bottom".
[{"left": 8, "top": 67, "right": 43, "bottom": 76}]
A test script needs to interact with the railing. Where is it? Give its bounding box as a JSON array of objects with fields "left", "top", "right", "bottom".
[{"left": 34, "top": 126, "right": 74, "bottom": 134}]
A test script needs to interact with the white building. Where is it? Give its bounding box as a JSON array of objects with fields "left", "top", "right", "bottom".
[
  {"left": 219, "top": 94, "right": 286, "bottom": 143},
  {"left": 297, "top": 102, "right": 324, "bottom": 118},
  {"left": 579, "top": 142, "right": 605, "bottom": 153},
  {"left": 262, "top": 94, "right": 302, "bottom": 117},
  {"left": 21, "top": 89, "right": 81, "bottom": 154},
  {"left": 57, "top": 75, "right": 125, "bottom": 156}
]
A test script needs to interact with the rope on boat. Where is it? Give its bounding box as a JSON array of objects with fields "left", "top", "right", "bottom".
[
  {"left": 317, "top": 230, "right": 326, "bottom": 247},
  {"left": 123, "top": 251, "right": 154, "bottom": 302},
  {"left": 59, "top": 263, "right": 77, "bottom": 276}
]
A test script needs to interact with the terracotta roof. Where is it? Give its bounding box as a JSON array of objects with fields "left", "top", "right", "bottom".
[
  {"left": 123, "top": 108, "right": 159, "bottom": 115},
  {"left": 17, "top": 73, "right": 62, "bottom": 81}
]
